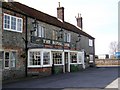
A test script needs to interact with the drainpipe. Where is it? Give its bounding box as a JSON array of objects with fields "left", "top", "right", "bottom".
[{"left": 25, "top": 16, "right": 28, "bottom": 77}]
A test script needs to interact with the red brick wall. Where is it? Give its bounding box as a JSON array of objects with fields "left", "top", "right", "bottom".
[{"left": 28, "top": 67, "right": 52, "bottom": 76}]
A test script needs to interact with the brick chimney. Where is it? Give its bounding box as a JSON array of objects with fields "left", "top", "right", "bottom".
[
  {"left": 76, "top": 13, "right": 83, "bottom": 30},
  {"left": 57, "top": 2, "right": 64, "bottom": 21}
]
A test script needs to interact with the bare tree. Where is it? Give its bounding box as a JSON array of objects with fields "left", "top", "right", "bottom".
[{"left": 109, "top": 41, "right": 118, "bottom": 55}]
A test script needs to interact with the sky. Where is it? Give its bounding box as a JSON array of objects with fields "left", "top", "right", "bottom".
[{"left": 13, "top": 0, "right": 118, "bottom": 55}]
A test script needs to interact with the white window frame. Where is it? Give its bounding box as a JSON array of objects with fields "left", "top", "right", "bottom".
[
  {"left": 64, "top": 33, "right": 71, "bottom": 42},
  {"left": 3, "top": 13, "right": 23, "bottom": 33},
  {"left": 53, "top": 30, "right": 58, "bottom": 40},
  {"left": 28, "top": 51, "right": 42, "bottom": 67},
  {"left": 42, "top": 51, "right": 52, "bottom": 67},
  {"left": 52, "top": 51, "right": 63, "bottom": 65},
  {"left": 89, "top": 54, "right": 94, "bottom": 63},
  {"left": 28, "top": 49, "right": 52, "bottom": 67},
  {"left": 70, "top": 52, "right": 78, "bottom": 64},
  {"left": 10, "top": 51, "right": 16, "bottom": 68},
  {"left": 4, "top": 52, "right": 10, "bottom": 69},
  {"left": 3, "top": 51, "right": 17, "bottom": 69},
  {"left": 77, "top": 52, "right": 82, "bottom": 64},
  {"left": 67, "top": 33, "right": 71, "bottom": 42},
  {"left": 89, "top": 39, "right": 93, "bottom": 47},
  {"left": 4, "top": 14, "right": 10, "bottom": 30}
]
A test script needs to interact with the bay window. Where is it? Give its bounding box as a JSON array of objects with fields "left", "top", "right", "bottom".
[
  {"left": 3, "top": 13, "right": 23, "bottom": 33},
  {"left": 28, "top": 50, "right": 51, "bottom": 67}
]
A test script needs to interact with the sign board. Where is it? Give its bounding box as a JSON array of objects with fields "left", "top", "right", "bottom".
[{"left": 115, "top": 52, "right": 120, "bottom": 59}]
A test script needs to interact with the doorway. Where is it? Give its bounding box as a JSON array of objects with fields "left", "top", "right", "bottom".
[{"left": 65, "top": 52, "right": 69, "bottom": 72}]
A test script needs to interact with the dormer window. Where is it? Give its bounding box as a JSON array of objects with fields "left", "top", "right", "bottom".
[{"left": 3, "top": 13, "right": 23, "bottom": 33}]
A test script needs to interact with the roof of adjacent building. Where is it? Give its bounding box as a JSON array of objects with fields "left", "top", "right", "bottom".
[{"left": 2, "top": 2, "right": 94, "bottom": 39}]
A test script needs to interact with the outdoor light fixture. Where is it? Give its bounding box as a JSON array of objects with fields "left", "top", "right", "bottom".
[
  {"left": 76, "top": 34, "right": 81, "bottom": 43},
  {"left": 30, "top": 19, "right": 38, "bottom": 42},
  {"left": 75, "top": 34, "right": 81, "bottom": 50},
  {"left": 31, "top": 19, "right": 38, "bottom": 32}
]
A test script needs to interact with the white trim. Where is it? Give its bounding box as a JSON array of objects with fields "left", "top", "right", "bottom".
[
  {"left": 62, "top": 51, "right": 65, "bottom": 65},
  {"left": 68, "top": 52, "right": 70, "bottom": 72},
  {"left": 28, "top": 48, "right": 85, "bottom": 69},
  {"left": 89, "top": 39, "right": 93, "bottom": 47},
  {"left": 28, "top": 49, "right": 52, "bottom": 67},
  {"left": 54, "top": 64, "right": 63, "bottom": 66},
  {"left": 3, "top": 13, "right": 23, "bottom": 33}
]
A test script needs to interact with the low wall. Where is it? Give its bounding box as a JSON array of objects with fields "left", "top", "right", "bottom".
[{"left": 95, "top": 59, "right": 120, "bottom": 66}]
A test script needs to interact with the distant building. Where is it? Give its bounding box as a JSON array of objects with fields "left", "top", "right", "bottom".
[{"left": 98, "top": 54, "right": 109, "bottom": 59}]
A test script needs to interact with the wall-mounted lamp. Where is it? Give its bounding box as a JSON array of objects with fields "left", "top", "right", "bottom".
[
  {"left": 76, "top": 34, "right": 81, "bottom": 43},
  {"left": 31, "top": 19, "right": 38, "bottom": 32},
  {"left": 30, "top": 19, "right": 38, "bottom": 42}
]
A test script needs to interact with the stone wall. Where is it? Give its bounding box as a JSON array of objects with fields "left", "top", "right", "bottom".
[
  {"left": 95, "top": 59, "right": 120, "bottom": 66},
  {"left": 2, "top": 8, "right": 26, "bottom": 81}
]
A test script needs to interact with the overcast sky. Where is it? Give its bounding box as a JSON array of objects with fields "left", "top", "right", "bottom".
[{"left": 14, "top": 0, "right": 118, "bottom": 55}]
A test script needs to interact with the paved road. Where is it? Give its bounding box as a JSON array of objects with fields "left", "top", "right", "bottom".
[{"left": 2, "top": 67, "right": 118, "bottom": 89}]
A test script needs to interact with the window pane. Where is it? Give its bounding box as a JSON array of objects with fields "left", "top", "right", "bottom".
[
  {"left": 29, "top": 51, "right": 41, "bottom": 66},
  {"left": 11, "top": 17, "right": 16, "bottom": 30},
  {"left": 17, "top": 19, "right": 22, "bottom": 32},
  {"left": 70, "top": 52, "right": 77, "bottom": 63},
  {"left": 4, "top": 15, "right": 10, "bottom": 29},
  {"left": 53, "top": 30, "right": 58, "bottom": 40},
  {"left": 43, "top": 52, "right": 50, "bottom": 65},
  {"left": 11, "top": 51, "right": 16, "bottom": 67},
  {"left": 89, "top": 39, "right": 93, "bottom": 46},
  {"left": 67, "top": 33, "right": 71, "bottom": 42},
  {"left": 38, "top": 26, "right": 42, "bottom": 37},
  {"left": 64, "top": 33, "right": 67, "bottom": 42},
  {"left": 5, "top": 52, "right": 9, "bottom": 68},
  {"left": 53, "top": 52, "right": 62, "bottom": 64},
  {"left": 41, "top": 27, "right": 45, "bottom": 38}
]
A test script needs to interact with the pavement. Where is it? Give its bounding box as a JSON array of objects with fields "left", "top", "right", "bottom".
[
  {"left": 2, "top": 67, "right": 119, "bottom": 90},
  {"left": 105, "top": 78, "right": 119, "bottom": 88}
]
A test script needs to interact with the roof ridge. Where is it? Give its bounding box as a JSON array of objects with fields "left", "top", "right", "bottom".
[{"left": 2, "top": 2, "right": 94, "bottom": 39}]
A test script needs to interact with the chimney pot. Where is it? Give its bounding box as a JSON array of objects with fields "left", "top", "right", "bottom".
[
  {"left": 58, "top": 2, "right": 60, "bottom": 7},
  {"left": 76, "top": 13, "right": 83, "bottom": 30}
]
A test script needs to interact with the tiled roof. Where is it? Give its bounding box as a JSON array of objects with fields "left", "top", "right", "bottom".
[{"left": 2, "top": 2, "right": 94, "bottom": 39}]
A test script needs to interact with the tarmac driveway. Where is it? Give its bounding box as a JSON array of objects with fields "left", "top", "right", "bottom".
[{"left": 2, "top": 67, "right": 118, "bottom": 89}]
